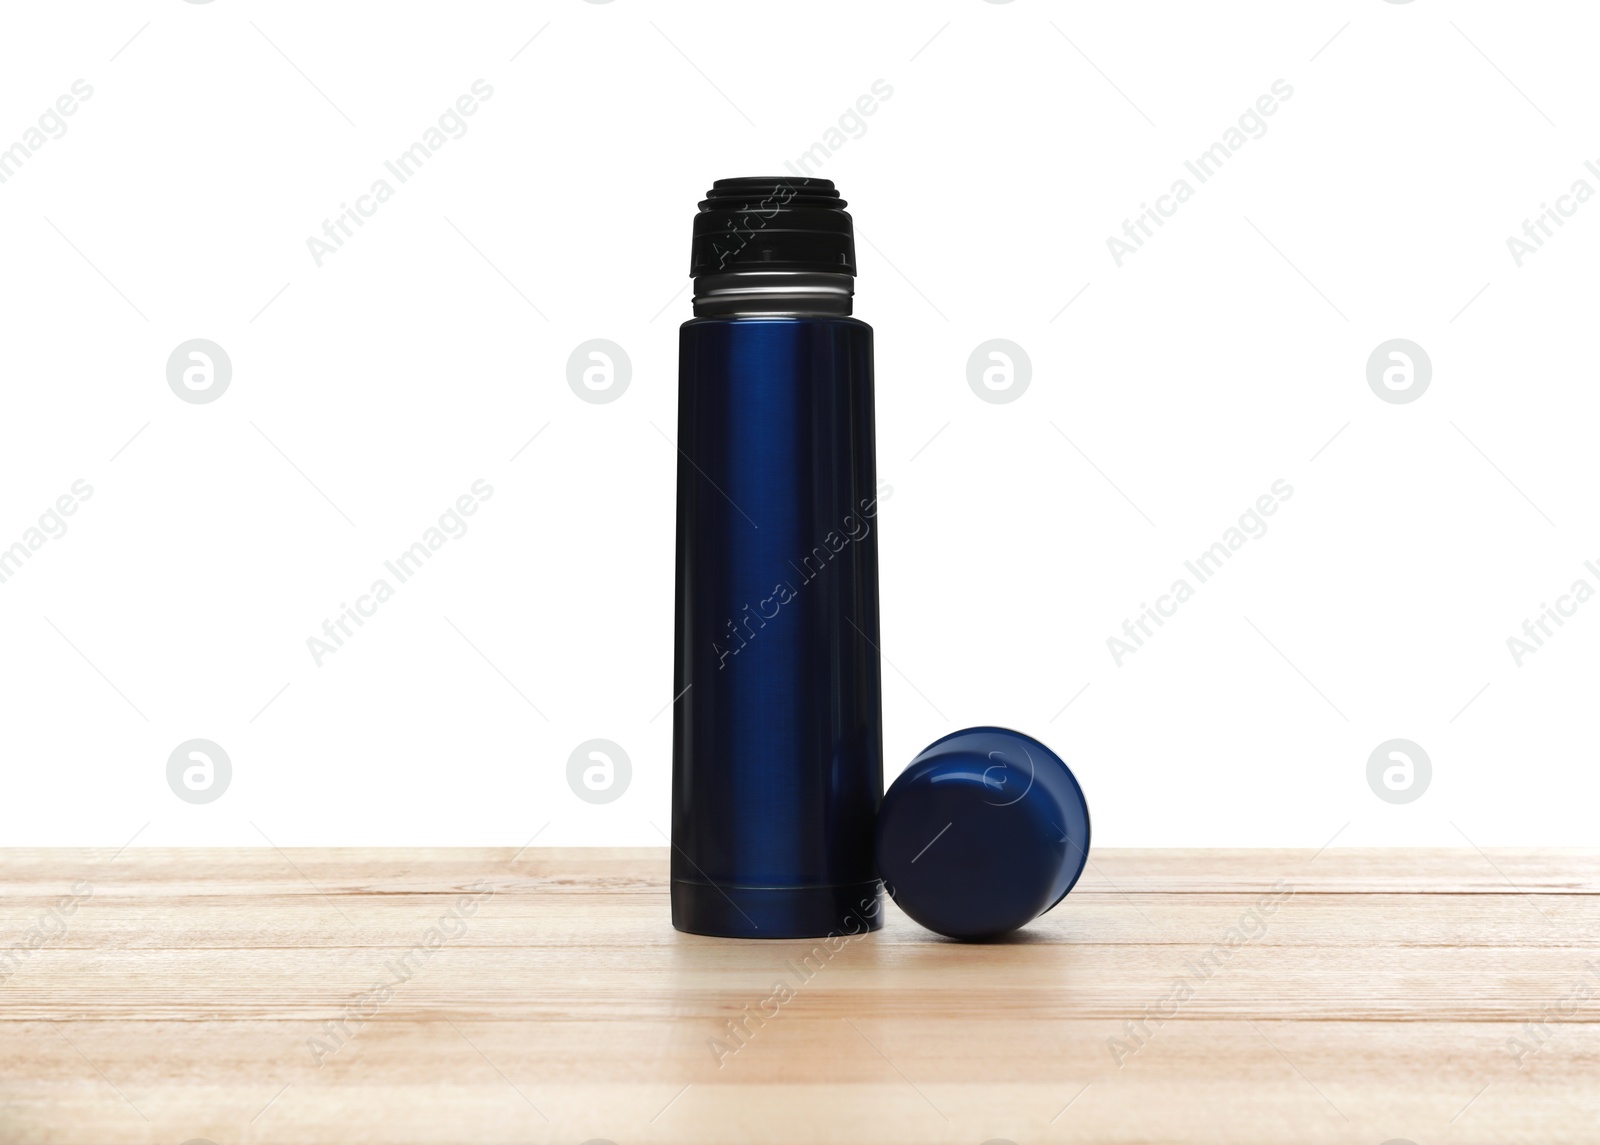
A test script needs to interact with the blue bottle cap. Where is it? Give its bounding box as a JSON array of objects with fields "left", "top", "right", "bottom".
[{"left": 876, "top": 727, "right": 1091, "bottom": 940}]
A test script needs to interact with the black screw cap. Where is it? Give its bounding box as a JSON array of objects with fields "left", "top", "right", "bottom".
[{"left": 690, "top": 177, "right": 856, "bottom": 278}]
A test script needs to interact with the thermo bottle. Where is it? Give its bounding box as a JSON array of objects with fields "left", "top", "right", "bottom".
[{"left": 671, "top": 177, "right": 884, "bottom": 939}]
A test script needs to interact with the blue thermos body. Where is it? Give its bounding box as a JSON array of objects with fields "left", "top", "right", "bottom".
[{"left": 671, "top": 178, "right": 884, "bottom": 938}]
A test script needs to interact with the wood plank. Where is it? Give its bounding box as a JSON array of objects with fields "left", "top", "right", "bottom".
[{"left": 3, "top": 848, "right": 1598, "bottom": 1144}]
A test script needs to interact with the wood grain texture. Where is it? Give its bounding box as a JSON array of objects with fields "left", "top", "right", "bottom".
[{"left": 2, "top": 848, "right": 1598, "bottom": 1144}]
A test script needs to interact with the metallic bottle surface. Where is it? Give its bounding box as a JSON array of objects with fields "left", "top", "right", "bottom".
[{"left": 671, "top": 179, "right": 884, "bottom": 939}]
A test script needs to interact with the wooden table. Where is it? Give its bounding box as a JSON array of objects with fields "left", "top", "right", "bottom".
[{"left": 2, "top": 848, "right": 1596, "bottom": 1143}]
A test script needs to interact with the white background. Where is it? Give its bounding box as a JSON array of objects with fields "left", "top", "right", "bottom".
[{"left": 2, "top": 0, "right": 1597, "bottom": 850}]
